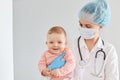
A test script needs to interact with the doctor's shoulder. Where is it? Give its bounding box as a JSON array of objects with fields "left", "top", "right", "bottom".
[
  {"left": 103, "top": 41, "right": 118, "bottom": 60},
  {"left": 103, "top": 42, "right": 119, "bottom": 80}
]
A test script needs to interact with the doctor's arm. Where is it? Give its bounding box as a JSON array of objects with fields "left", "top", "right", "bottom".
[{"left": 104, "top": 46, "right": 119, "bottom": 80}]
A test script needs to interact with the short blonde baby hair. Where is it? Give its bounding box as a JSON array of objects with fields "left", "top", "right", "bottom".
[{"left": 47, "top": 26, "right": 66, "bottom": 37}]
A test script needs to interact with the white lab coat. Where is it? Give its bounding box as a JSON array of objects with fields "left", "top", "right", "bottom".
[{"left": 68, "top": 37, "right": 119, "bottom": 80}]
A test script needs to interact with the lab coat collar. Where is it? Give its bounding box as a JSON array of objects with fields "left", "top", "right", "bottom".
[
  {"left": 96, "top": 37, "right": 104, "bottom": 49},
  {"left": 80, "top": 37, "right": 104, "bottom": 49}
]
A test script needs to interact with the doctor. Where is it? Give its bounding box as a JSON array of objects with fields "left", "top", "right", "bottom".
[{"left": 73, "top": 0, "right": 119, "bottom": 80}]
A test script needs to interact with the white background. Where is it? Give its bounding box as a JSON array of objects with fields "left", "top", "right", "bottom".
[
  {"left": 13, "top": 0, "right": 120, "bottom": 80},
  {"left": 0, "top": 0, "right": 13, "bottom": 80}
]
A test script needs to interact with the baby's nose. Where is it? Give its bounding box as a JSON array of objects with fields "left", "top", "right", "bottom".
[{"left": 53, "top": 43, "right": 58, "bottom": 46}]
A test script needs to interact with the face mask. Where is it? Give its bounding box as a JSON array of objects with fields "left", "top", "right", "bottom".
[{"left": 79, "top": 27, "right": 96, "bottom": 39}]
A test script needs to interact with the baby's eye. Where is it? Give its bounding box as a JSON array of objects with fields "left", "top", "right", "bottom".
[
  {"left": 49, "top": 42, "right": 53, "bottom": 44},
  {"left": 58, "top": 41, "right": 62, "bottom": 44}
]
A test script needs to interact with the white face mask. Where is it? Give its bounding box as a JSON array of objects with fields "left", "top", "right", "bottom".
[{"left": 79, "top": 27, "right": 96, "bottom": 39}]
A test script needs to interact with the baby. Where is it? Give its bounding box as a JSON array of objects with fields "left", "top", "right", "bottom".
[{"left": 38, "top": 26, "right": 76, "bottom": 80}]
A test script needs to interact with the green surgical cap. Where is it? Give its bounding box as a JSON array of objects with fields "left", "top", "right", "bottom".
[{"left": 78, "top": 0, "right": 111, "bottom": 27}]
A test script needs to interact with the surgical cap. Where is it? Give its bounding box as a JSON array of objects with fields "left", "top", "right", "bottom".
[{"left": 78, "top": 0, "right": 111, "bottom": 27}]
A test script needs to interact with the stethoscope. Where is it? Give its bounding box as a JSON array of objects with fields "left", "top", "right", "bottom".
[{"left": 77, "top": 36, "right": 106, "bottom": 77}]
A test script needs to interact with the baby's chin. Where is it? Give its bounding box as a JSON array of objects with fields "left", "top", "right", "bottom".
[{"left": 49, "top": 50, "right": 62, "bottom": 55}]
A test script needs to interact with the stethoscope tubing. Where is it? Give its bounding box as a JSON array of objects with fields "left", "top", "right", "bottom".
[
  {"left": 77, "top": 36, "right": 83, "bottom": 60},
  {"left": 78, "top": 36, "right": 106, "bottom": 76},
  {"left": 77, "top": 36, "right": 106, "bottom": 61}
]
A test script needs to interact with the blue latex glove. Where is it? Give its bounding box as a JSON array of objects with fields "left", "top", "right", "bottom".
[{"left": 47, "top": 53, "right": 66, "bottom": 70}]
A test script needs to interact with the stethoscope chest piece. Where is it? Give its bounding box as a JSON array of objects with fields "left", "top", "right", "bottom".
[{"left": 79, "top": 60, "right": 87, "bottom": 67}]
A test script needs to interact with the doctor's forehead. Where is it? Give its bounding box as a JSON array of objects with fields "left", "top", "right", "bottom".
[
  {"left": 79, "top": 20, "right": 93, "bottom": 25},
  {"left": 79, "top": 19, "right": 102, "bottom": 29}
]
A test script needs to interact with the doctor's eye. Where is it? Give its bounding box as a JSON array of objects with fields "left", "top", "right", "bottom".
[{"left": 86, "top": 24, "right": 92, "bottom": 28}]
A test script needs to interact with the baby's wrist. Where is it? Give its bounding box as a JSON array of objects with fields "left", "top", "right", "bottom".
[{"left": 56, "top": 69, "right": 62, "bottom": 76}]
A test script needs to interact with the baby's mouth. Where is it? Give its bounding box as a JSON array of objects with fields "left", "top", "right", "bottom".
[{"left": 53, "top": 48, "right": 59, "bottom": 50}]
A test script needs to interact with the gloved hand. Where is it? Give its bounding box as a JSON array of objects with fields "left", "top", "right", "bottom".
[{"left": 47, "top": 53, "right": 66, "bottom": 70}]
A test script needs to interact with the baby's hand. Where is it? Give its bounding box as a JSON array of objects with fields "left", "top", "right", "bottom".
[
  {"left": 41, "top": 68, "right": 51, "bottom": 76},
  {"left": 50, "top": 69, "right": 60, "bottom": 77}
]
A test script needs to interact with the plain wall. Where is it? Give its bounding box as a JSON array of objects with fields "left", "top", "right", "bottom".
[
  {"left": 13, "top": 0, "right": 120, "bottom": 80},
  {"left": 0, "top": 0, "right": 13, "bottom": 80}
]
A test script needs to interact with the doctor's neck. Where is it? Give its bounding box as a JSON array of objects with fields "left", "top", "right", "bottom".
[{"left": 84, "top": 36, "right": 99, "bottom": 52}]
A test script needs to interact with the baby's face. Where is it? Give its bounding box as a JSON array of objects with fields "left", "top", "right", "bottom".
[{"left": 46, "top": 33, "right": 66, "bottom": 54}]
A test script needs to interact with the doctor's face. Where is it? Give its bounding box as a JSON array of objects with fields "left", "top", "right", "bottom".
[
  {"left": 46, "top": 33, "right": 66, "bottom": 54},
  {"left": 79, "top": 20, "right": 102, "bottom": 39}
]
